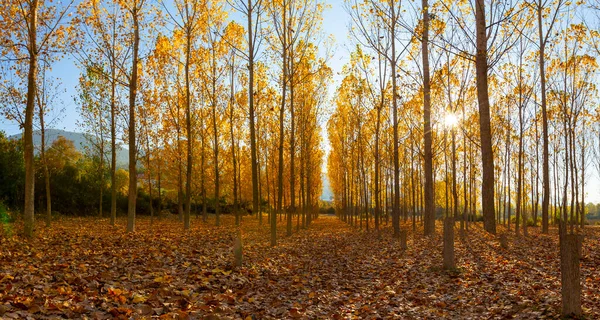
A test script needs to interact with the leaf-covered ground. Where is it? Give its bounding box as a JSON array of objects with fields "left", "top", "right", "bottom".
[{"left": 1, "top": 215, "right": 599, "bottom": 319}]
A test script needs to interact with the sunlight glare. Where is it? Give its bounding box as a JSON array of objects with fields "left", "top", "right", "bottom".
[{"left": 444, "top": 113, "right": 459, "bottom": 128}]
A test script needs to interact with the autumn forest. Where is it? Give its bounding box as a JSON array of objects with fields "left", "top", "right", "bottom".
[{"left": 2, "top": 0, "right": 600, "bottom": 318}]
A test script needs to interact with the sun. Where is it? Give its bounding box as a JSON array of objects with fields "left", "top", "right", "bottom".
[{"left": 444, "top": 113, "right": 459, "bottom": 128}]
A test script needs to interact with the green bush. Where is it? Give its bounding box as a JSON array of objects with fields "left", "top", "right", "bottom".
[
  {"left": 0, "top": 132, "right": 25, "bottom": 210},
  {"left": 0, "top": 203, "right": 13, "bottom": 222},
  {"left": 0, "top": 202, "right": 14, "bottom": 236}
]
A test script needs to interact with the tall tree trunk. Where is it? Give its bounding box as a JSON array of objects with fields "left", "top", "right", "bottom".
[
  {"left": 157, "top": 156, "right": 162, "bottom": 217},
  {"left": 422, "top": 0, "right": 435, "bottom": 236},
  {"left": 360, "top": 138, "right": 368, "bottom": 231},
  {"left": 212, "top": 57, "right": 221, "bottom": 227},
  {"left": 391, "top": 3, "right": 400, "bottom": 239},
  {"left": 274, "top": 1, "right": 289, "bottom": 246},
  {"left": 127, "top": 3, "right": 140, "bottom": 233},
  {"left": 146, "top": 134, "right": 153, "bottom": 224},
  {"left": 444, "top": 130, "right": 449, "bottom": 218},
  {"left": 516, "top": 53, "right": 524, "bottom": 237},
  {"left": 247, "top": 0, "right": 260, "bottom": 224},
  {"left": 475, "top": 0, "right": 496, "bottom": 234},
  {"left": 538, "top": 1, "right": 550, "bottom": 234},
  {"left": 411, "top": 142, "right": 416, "bottom": 232},
  {"left": 580, "top": 138, "right": 585, "bottom": 228},
  {"left": 110, "top": 27, "right": 118, "bottom": 227},
  {"left": 99, "top": 130, "right": 104, "bottom": 219},
  {"left": 374, "top": 102, "right": 381, "bottom": 232},
  {"left": 37, "top": 82, "right": 52, "bottom": 227},
  {"left": 23, "top": 0, "right": 39, "bottom": 238},
  {"left": 452, "top": 128, "right": 458, "bottom": 224},
  {"left": 288, "top": 40, "right": 295, "bottom": 236},
  {"left": 516, "top": 103, "right": 523, "bottom": 237},
  {"left": 299, "top": 138, "right": 305, "bottom": 230},
  {"left": 230, "top": 60, "right": 240, "bottom": 226},
  {"left": 39, "top": 99, "right": 51, "bottom": 227},
  {"left": 534, "top": 101, "right": 540, "bottom": 226},
  {"left": 201, "top": 129, "right": 208, "bottom": 221},
  {"left": 507, "top": 130, "right": 512, "bottom": 232},
  {"left": 178, "top": 127, "right": 184, "bottom": 222},
  {"left": 306, "top": 146, "right": 312, "bottom": 226},
  {"left": 184, "top": 29, "right": 193, "bottom": 231}
]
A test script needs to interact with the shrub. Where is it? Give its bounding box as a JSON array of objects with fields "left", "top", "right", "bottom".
[{"left": 0, "top": 202, "right": 14, "bottom": 236}]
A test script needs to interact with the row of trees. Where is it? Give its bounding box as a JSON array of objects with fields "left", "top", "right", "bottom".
[
  {"left": 0, "top": 0, "right": 332, "bottom": 245},
  {"left": 329, "top": 0, "right": 600, "bottom": 234},
  {"left": 327, "top": 0, "right": 600, "bottom": 316}
]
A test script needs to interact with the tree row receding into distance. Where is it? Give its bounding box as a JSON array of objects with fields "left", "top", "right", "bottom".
[{"left": 3, "top": 0, "right": 600, "bottom": 317}]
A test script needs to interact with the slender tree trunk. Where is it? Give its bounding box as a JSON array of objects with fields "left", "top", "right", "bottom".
[
  {"left": 157, "top": 157, "right": 162, "bottom": 217},
  {"left": 288, "top": 40, "right": 295, "bottom": 236},
  {"left": 184, "top": 29, "right": 193, "bottom": 231},
  {"left": 110, "top": 13, "right": 117, "bottom": 226},
  {"left": 23, "top": 0, "right": 39, "bottom": 238},
  {"left": 534, "top": 101, "right": 540, "bottom": 226},
  {"left": 110, "top": 28, "right": 118, "bottom": 227},
  {"left": 538, "top": 2, "right": 550, "bottom": 234},
  {"left": 201, "top": 129, "right": 208, "bottom": 221},
  {"left": 410, "top": 140, "right": 416, "bottom": 232},
  {"left": 468, "top": 138, "right": 475, "bottom": 230},
  {"left": 42, "top": 124, "right": 51, "bottom": 226},
  {"left": 275, "top": 45, "right": 287, "bottom": 247},
  {"left": 211, "top": 54, "right": 221, "bottom": 227},
  {"left": 461, "top": 103, "right": 467, "bottom": 232},
  {"left": 422, "top": 0, "right": 434, "bottom": 236},
  {"left": 444, "top": 130, "right": 449, "bottom": 219},
  {"left": 306, "top": 147, "right": 312, "bottom": 226},
  {"left": 178, "top": 127, "right": 184, "bottom": 222},
  {"left": 516, "top": 54, "right": 524, "bottom": 236},
  {"left": 374, "top": 102, "right": 381, "bottom": 232},
  {"left": 562, "top": 118, "right": 569, "bottom": 224},
  {"left": 146, "top": 134, "right": 153, "bottom": 224},
  {"left": 390, "top": 4, "right": 400, "bottom": 239},
  {"left": 516, "top": 105, "right": 523, "bottom": 237},
  {"left": 507, "top": 130, "right": 512, "bottom": 232},
  {"left": 229, "top": 61, "right": 240, "bottom": 226},
  {"left": 360, "top": 139, "right": 368, "bottom": 231},
  {"left": 38, "top": 93, "right": 51, "bottom": 227},
  {"left": 553, "top": 146, "right": 560, "bottom": 223},
  {"left": 475, "top": 0, "right": 496, "bottom": 234},
  {"left": 266, "top": 143, "right": 272, "bottom": 226},
  {"left": 127, "top": 3, "right": 140, "bottom": 233},
  {"left": 299, "top": 139, "right": 305, "bottom": 230},
  {"left": 452, "top": 128, "right": 458, "bottom": 225},
  {"left": 274, "top": 1, "right": 290, "bottom": 245},
  {"left": 99, "top": 135, "right": 104, "bottom": 219},
  {"left": 580, "top": 133, "right": 585, "bottom": 228},
  {"left": 247, "top": 0, "right": 260, "bottom": 224}
]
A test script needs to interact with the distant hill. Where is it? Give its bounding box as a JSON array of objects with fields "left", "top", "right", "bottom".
[{"left": 10, "top": 129, "right": 129, "bottom": 168}]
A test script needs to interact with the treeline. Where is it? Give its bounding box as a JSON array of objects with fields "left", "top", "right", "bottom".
[
  {"left": 328, "top": 0, "right": 600, "bottom": 234},
  {"left": 0, "top": 132, "right": 251, "bottom": 218},
  {"left": 325, "top": 1, "right": 600, "bottom": 315},
  {"left": 1, "top": 0, "right": 331, "bottom": 245}
]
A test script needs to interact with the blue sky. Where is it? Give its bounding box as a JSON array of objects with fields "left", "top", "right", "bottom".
[{"left": 0, "top": 0, "right": 351, "bottom": 136}]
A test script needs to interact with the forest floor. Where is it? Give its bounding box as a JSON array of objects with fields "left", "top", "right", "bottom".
[{"left": 0, "top": 214, "right": 599, "bottom": 319}]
